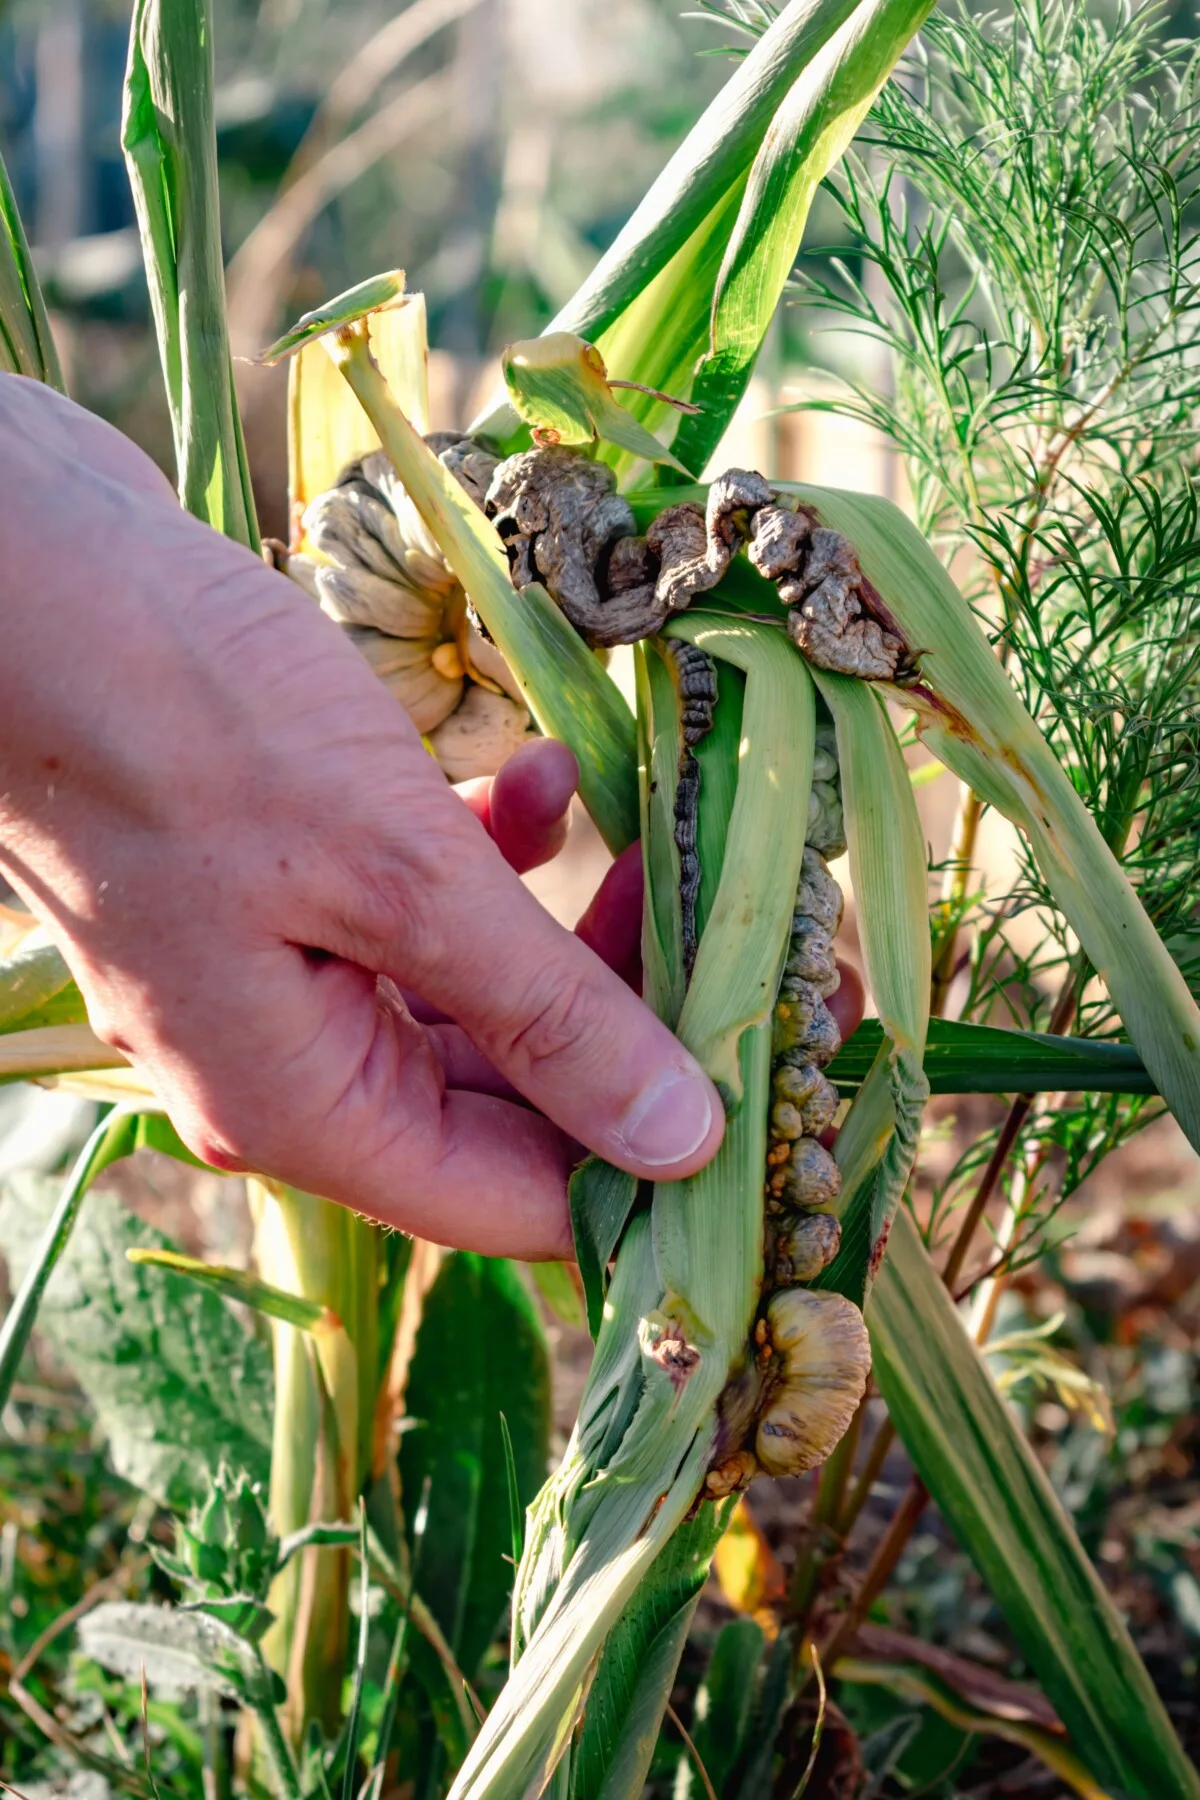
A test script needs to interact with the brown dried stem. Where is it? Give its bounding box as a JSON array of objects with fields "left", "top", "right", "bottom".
[
  {"left": 817, "top": 1476, "right": 930, "bottom": 1676},
  {"left": 940, "top": 965, "right": 1081, "bottom": 1295}
]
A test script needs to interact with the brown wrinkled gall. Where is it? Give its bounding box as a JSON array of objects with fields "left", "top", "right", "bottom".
[
  {"left": 795, "top": 845, "right": 845, "bottom": 934},
  {"left": 704, "top": 1450, "right": 759, "bottom": 1498},
  {"left": 482, "top": 449, "right": 746, "bottom": 648},
  {"left": 754, "top": 1289, "right": 872, "bottom": 1480},
  {"left": 425, "top": 430, "right": 502, "bottom": 507},
  {"left": 663, "top": 638, "right": 719, "bottom": 978},
  {"left": 773, "top": 1211, "right": 842, "bottom": 1286},
  {"left": 479, "top": 446, "right": 915, "bottom": 676},
  {"left": 487, "top": 447, "right": 635, "bottom": 619}
]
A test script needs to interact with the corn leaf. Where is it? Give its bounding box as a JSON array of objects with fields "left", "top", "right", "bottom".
[
  {"left": 122, "top": 0, "right": 259, "bottom": 550},
  {"left": 569, "top": 1506, "right": 732, "bottom": 1800},
  {"left": 871, "top": 1207, "right": 1200, "bottom": 1800},
  {"left": 399, "top": 1251, "right": 550, "bottom": 1683},
  {"left": 634, "top": 629, "right": 746, "bottom": 1029},
  {"left": 569, "top": 1157, "right": 639, "bottom": 1340},
  {"left": 337, "top": 1507, "right": 372, "bottom": 1800},
  {"left": 557, "top": 0, "right": 866, "bottom": 344},
  {"left": 691, "top": 656, "right": 746, "bottom": 939},
  {"left": 828, "top": 1018, "right": 1156, "bottom": 1097},
  {"left": 726, "top": 1635, "right": 805, "bottom": 1800},
  {"left": 671, "top": 0, "right": 936, "bottom": 476},
  {"left": 775, "top": 480, "right": 1200, "bottom": 1158},
  {"left": 0, "top": 942, "right": 84, "bottom": 1033},
  {"left": 588, "top": 183, "right": 746, "bottom": 483},
  {"left": 683, "top": 1617, "right": 768, "bottom": 1798},
  {"left": 812, "top": 671, "right": 929, "bottom": 1303},
  {"left": 636, "top": 640, "right": 688, "bottom": 1024},
  {"left": 258, "top": 268, "right": 406, "bottom": 364},
  {"left": 470, "top": 0, "right": 868, "bottom": 445},
  {"left": 124, "top": 1247, "right": 343, "bottom": 1336},
  {"left": 834, "top": 1656, "right": 1115, "bottom": 1800},
  {"left": 0, "top": 1025, "right": 133, "bottom": 1086},
  {"left": 0, "top": 149, "right": 65, "bottom": 389},
  {"left": 529, "top": 1260, "right": 586, "bottom": 1331}
]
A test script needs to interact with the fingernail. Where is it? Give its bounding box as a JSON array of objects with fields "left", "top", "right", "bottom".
[{"left": 616, "top": 1067, "right": 714, "bottom": 1168}]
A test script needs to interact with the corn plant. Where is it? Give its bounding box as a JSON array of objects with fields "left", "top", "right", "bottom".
[{"left": 2, "top": 0, "right": 1199, "bottom": 1796}]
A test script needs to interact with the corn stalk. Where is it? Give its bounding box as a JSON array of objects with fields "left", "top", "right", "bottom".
[{"left": 249, "top": 1183, "right": 379, "bottom": 1742}]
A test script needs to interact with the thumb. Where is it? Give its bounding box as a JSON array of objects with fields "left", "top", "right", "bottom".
[{"left": 386, "top": 831, "right": 724, "bottom": 1181}]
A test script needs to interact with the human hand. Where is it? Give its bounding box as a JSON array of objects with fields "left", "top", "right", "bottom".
[{"left": 0, "top": 374, "right": 725, "bottom": 1258}]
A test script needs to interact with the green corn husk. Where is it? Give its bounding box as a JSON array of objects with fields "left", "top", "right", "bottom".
[
  {"left": 665, "top": 617, "right": 817, "bottom": 1105},
  {"left": 443, "top": 621, "right": 815, "bottom": 1798},
  {"left": 809, "top": 671, "right": 929, "bottom": 1302}
]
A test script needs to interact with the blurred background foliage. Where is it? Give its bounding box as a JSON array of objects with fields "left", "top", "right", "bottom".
[{"left": 0, "top": 0, "right": 831, "bottom": 531}]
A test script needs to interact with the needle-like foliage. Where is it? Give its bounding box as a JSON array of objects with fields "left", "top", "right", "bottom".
[{"left": 796, "top": 0, "right": 1200, "bottom": 1274}]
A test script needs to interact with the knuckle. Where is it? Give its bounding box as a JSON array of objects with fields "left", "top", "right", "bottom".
[
  {"left": 182, "top": 1083, "right": 275, "bottom": 1176},
  {"left": 188, "top": 1132, "right": 252, "bottom": 1176},
  {"left": 88, "top": 1008, "right": 132, "bottom": 1056},
  {"left": 77, "top": 979, "right": 140, "bottom": 1057}
]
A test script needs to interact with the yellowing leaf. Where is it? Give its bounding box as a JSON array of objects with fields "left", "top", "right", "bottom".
[
  {"left": 712, "top": 1496, "right": 785, "bottom": 1631},
  {"left": 287, "top": 293, "right": 432, "bottom": 536}
]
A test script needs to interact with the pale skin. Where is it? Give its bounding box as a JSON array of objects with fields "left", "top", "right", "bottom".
[{"left": 0, "top": 374, "right": 862, "bottom": 1259}]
